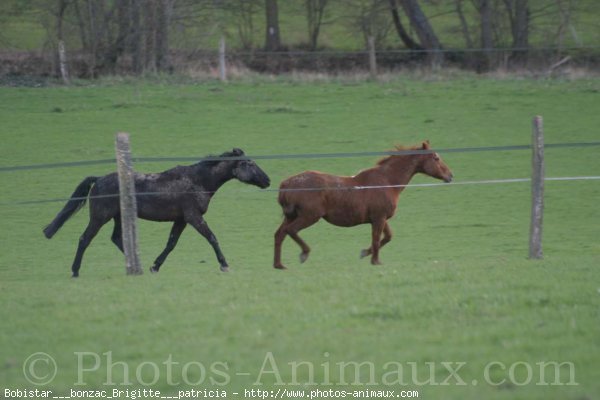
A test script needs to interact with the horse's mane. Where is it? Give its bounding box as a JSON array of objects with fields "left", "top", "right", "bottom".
[
  {"left": 376, "top": 144, "right": 421, "bottom": 166},
  {"left": 158, "top": 150, "right": 241, "bottom": 178},
  {"left": 195, "top": 149, "right": 245, "bottom": 168}
]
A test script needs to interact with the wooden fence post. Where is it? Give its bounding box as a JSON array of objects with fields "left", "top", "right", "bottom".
[
  {"left": 219, "top": 36, "right": 227, "bottom": 82},
  {"left": 529, "top": 116, "right": 544, "bottom": 259},
  {"left": 115, "top": 132, "right": 143, "bottom": 275},
  {"left": 368, "top": 36, "right": 377, "bottom": 78}
]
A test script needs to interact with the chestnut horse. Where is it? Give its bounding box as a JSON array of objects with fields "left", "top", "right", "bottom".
[{"left": 274, "top": 141, "right": 453, "bottom": 269}]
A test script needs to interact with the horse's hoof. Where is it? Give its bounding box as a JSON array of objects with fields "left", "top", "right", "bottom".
[
  {"left": 220, "top": 266, "right": 230, "bottom": 272},
  {"left": 299, "top": 252, "right": 309, "bottom": 263},
  {"left": 371, "top": 260, "right": 383, "bottom": 266},
  {"left": 149, "top": 266, "right": 159, "bottom": 273},
  {"left": 71, "top": 274, "right": 79, "bottom": 278},
  {"left": 274, "top": 264, "right": 287, "bottom": 270},
  {"left": 360, "top": 249, "right": 370, "bottom": 259}
]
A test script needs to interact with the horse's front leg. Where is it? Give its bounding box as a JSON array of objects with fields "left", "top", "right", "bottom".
[
  {"left": 360, "top": 221, "right": 392, "bottom": 261},
  {"left": 367, "top": 219, "right": 387, "bottom": 265},
  {"left": 186, "top": 213, "right": 229, "bottom": 272}
]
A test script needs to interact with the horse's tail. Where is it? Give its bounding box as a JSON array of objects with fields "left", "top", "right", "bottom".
[{"left": 43, "top": 176, "right": 99, "bottom": 239}]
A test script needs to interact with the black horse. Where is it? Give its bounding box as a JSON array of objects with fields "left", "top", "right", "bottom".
[{"left": 44, "top": 148, "right": 270, "bottom": 277}]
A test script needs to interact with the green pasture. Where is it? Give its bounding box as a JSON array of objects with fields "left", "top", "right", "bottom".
[{"left": 0, "top": 76, "right": 599, "bottom": 399}]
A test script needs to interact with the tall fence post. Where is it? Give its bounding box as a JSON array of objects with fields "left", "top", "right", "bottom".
[
  {"left": 115, "top": 132, "right": 143, "bottom": 275},
  {"left": 219, "top": 36, "right": 227, "bottom": 82},
  {"left": 529, "top": 116, "right": 545, "bottom": 259},
  {"left": 368, "top": 36, "right": 377, "bottom": 78}
]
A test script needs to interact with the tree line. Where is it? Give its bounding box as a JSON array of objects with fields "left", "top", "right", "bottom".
[{"left": 1, "top": 0, "right": 591, "bottom": 77}]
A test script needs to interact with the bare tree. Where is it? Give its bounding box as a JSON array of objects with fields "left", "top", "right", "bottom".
[
  {"left": 155, "top": 0, "right": 172, "bottom": 72},
  {"left": 142, "top": 1, "right": 156, "bottom": 71},
  {"left": 554, "top": 0, "right": 575, "bottom": 53},
  {"left": 221, "top": 0, "right": 262, "bottom": 50},
  {"left": 265, "top": 0, "right": 281, "bottom": 50},
  {"left": 138, "top": 0, "right": 173, "bottom": 73},
  {"left": 55, "top": 0, "right": 69, "bottom": 44},
  {"left": 72, "top": 0, "right": 89, "bottom": 53},
  {"left": 503, "top": 0, "right": 529, "bottom": 64},
  {"left": 69, "top": 0, "right": 117, "bottom": 76},
  {"left": 454, "top": 0, "right": 474, "bottom": 48},
  {"left": 60, "top": 0, "right": 172, "bottom": 75},
  {"left": 130, "top": 0, "right": 142, "bottom": 74},
  {"left": 389, "top": 0, "right": 423, "bottom": 50},
  {"left": 114, "top": 0, "right": 130, "bottom": 61},
  {"left": 477, "top": 0, "right": 494, "bottom": 71},
  {"left": 56, "top": 0, "right": 70, "bottom": 83},
  {"left": 345, "top": 0, "right": 392, "bottom": 49},
  {"left": 305, "top": 0, "right": 329, "bottom": 50},
  {"left": 398, "top": 0, "right": 443, "bottom": 65}
]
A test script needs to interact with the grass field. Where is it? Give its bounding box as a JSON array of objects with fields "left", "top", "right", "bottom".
[{"left": 0, "top": 75, "right": 599, "bottom": 399}]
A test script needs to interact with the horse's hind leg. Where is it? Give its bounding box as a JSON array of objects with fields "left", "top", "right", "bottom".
[
  {"left": 71, "top": 218, "right": 105, "bottom": 277},
  {"left": 274, "top": 214, "right": 320, "bottom": 269},
  {"left": 111, "top": 216, "right": 124, "bottom": 253},
  {"left": 360, "top": 222, "right": 392, "bottom": 260},
  {"left": 150, "top": 219, "right": 186, "bottom": 273},
  {"left": 290, "top": 231, "right": 311, "bottom": 263},
  {"left": 274, "top": 219, "right": 290, "bottom": 269},
  {"left": 185, "top": 212, "right": 229, "bottom": 272}
]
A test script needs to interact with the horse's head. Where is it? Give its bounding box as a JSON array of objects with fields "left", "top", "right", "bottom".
[
  {"left": 418, "top": 141, "right": 453, "bottom": 183},
  {"left": 230, "top": 148, "right": 271, "bottom": 189}
]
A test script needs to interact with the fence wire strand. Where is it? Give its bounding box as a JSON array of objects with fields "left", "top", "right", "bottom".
[
  {"left": 1, "top": 141, "right": 599, "bottom": 173},
  {"left": 2, "top": 176, "right": 599, "bottom": 208}
]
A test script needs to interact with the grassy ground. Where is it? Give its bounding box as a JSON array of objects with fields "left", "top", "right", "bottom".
[{"left": 0, "top": 76, "right": 599, "bottom": 399}]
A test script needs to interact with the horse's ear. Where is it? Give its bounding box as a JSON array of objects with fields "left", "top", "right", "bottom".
[
  {"left": 232, "top": 148, "right": 245, "bottom": 156},
  {"left": 422, "top": 140, "right": 430, "bottom": 150}
]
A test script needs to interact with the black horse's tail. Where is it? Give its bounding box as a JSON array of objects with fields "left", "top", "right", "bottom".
[{"left": 43, "top": 176, "right": 99, "bottom": 239}]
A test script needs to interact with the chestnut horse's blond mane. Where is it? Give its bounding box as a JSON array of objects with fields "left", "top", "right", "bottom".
[{"left": 376, "top": 144, "right": 422, "bottom": 166}]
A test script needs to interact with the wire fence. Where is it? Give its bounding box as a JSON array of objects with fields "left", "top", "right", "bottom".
[
  {"left": 1, "top": 141, "right": 598, "bottom": 207},
  {"left": 5, "top": 42, "right": 598, "bottom": 84},
  {"left": 3, "top": 176, "right": 599, "bottom": 208},
  {"left": 1, "top": 142, "right": 599, "bottom": 173},
  {"left": 187, "top": 43, "right": 600, "bottom": 77},
  {"left": 222, "top": 46, "right": 600, "bottom": 56}
]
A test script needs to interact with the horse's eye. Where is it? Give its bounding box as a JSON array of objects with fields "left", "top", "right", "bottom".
[{"left": 433, "top": 156, "right": 440, "bottom": 161}]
